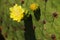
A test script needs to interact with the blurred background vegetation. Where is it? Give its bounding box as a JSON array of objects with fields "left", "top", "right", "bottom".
[{"left": 0, "top": 0, "right": 60, "bottom": 40}]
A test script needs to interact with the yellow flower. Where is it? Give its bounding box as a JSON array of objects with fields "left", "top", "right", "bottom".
[
  {"left": 30, "top": 3, "right": 38, "bottom": 11},
  {"left": 9, "top": 4, "right": 25, "bottom": 22}
]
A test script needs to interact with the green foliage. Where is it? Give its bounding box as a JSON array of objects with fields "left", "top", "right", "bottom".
[{"left": 0, "top": 0, "right": 60, "bottom": 40}]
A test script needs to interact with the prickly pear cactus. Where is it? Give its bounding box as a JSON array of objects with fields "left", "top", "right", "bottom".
[{"left": 0, "top": 0, "right": 60, "bottom": 40}]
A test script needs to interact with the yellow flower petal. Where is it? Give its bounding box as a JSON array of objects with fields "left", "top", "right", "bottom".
[
  {"left": 30, "top": 3, "right": 38, "bottom": 11},
  {"left": 9, "top": 4, "right": 25, "bottom": 22}
]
